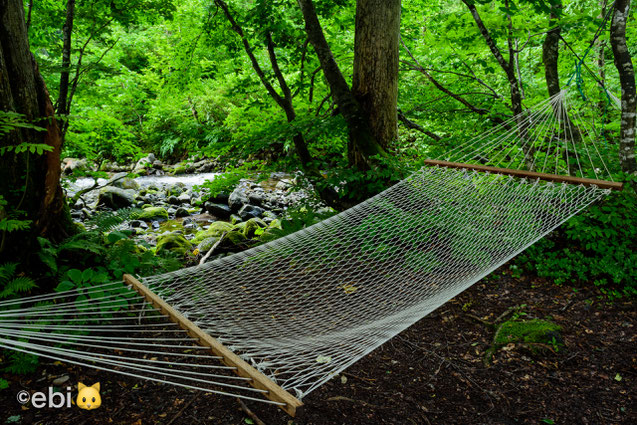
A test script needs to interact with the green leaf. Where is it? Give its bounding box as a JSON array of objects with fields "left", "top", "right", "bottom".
[
  {"left": 56, "top": 281, "right": 75, "bottom": 292},
  {"left": 67, "top": 269, "right": 83, "bottom": 284}
]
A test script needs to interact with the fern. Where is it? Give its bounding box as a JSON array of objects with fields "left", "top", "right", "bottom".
[
  {"left": 85, "top": 207, "right": 141, "bottom": 232},
  {"left": 0, "top": 263, "right": 37, "bottom": 300},
  {"left": 0, "top": 218, "right": 32, "bottom": 232}
]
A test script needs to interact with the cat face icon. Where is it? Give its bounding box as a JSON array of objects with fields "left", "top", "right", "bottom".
[{"left": 76, "top": 382, "right": 101, "bottom": 410}]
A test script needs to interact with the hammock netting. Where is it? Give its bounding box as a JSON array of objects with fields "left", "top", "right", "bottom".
[{"left": 0, "top": 90, "right": 620, "bottom": 409}]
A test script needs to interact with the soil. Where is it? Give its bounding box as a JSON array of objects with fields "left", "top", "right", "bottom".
[{"left": 1, "top": 270, "right": 635, "bottom": 425}]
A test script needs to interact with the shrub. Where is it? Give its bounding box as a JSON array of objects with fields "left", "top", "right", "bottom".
[{"left": 518, "top": 181, "right": 637, "bottom": 297}]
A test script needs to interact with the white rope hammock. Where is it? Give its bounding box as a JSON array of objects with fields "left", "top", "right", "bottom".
[{"left": 0, "top": 90, "right": 622, "bottom": 416}]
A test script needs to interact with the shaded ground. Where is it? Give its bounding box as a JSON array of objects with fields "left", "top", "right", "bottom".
[{"left": 1, "top": 270, "right": 635, "bottom": 424}]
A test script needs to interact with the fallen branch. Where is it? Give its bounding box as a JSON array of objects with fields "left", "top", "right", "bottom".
[
  {"left": 237, "top": 398, "right": 267, "bottom": 425},
  {"left": 199, "top": 231, "right": 227, "bottom": 265}
]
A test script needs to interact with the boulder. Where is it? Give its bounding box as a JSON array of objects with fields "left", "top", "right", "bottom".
[
  {"left": 197, "top": 236, "right": 219, "bottom": 253},
  {"left": 156, "top": 233, "right": 192, "bottom": 256},
  {"left": 136, "top": 207, "right": 169, "bottom": 221},
  {"left": 228, "top": 187, "right": 249, "bottom": 211},
  {"left": 175, "top": 207, "right": 190, "bottom": 218},
  {"left": 204, "top": 202, "right": 232, "bottom": 219},
  {"left": 241, "top": 217, "right": 268, "bottom": 238},
  {"left": 112, "top": 177, "right": 140, "bottom": 191},
  {"left": 247, "top": 190, "right": 265, "bottom": 206},
  {"left": 178, "top": 192, "right": 191, "bottom": 204},
  {"left": 275, "top": 179, "right": 293, "bottom": 191},
  {"left": 62, "top": 158, "right": 89, "bottom": 175},
  {"left": 238, "top": 204, "right": 264, "bottom": 220},
  {"left": 133, "top": 153, "right": 155, "bottom": 174},
  {"left": 192, "top": 221, "right": 235, "bottom": 244},
  {"left": 210, "top": 192, "right": 230, "bottom": 204},
  {"left": 97, "top": 186, "right": 136, "bottom": 209}
]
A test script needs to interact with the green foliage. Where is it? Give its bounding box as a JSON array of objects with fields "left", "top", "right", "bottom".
[
  {"left": 0, "top": 263, "right": 37, "bottom": 300},
  {"left": 3, "top": 351, "right": 38, "bottom": 375},
  {"left": 518, "top": 184, "right": 637, "bottom": 297},
  {"left": 198, "top": 161, "right": 263, "bottom": 200},
  {"left": 0, "top": 378, "right": 8, "bottom": 390}
]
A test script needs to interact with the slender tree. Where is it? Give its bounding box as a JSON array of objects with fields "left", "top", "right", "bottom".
[
  {"left": 610, "top": 0, "right": 637, "bottom": 179},
  {"left": 56, "top": 0, "right": 76, "bottom": 136},
  {"left": 0, "top": 0, "right": 74, "bottom": 266}
]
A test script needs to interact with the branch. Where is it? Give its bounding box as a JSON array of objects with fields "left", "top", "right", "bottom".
[
  {"left": 397, "top": 109, "right": 441, "bottom": 141},
  {"left": 214, "top": 0, "right": 285, "bottom": 108},
  {"left": 400, "top": 37, "right": 489, "bottom": 116}
]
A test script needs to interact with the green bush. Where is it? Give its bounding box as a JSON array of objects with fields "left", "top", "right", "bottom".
[{"left": 518, "top": 182, "right": 637, "bottom": 297}]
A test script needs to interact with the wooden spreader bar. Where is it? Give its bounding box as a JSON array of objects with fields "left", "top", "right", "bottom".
[
  {"left": 123, "top": 274, "right": 304, "bottom": 417},
  {"left": 424, "top": 160, "right": 624, "bottom": 191}
]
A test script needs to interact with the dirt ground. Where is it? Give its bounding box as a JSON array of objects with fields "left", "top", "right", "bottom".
[{"left": 1, "top": 270, "right": 635, "bottom": 425}]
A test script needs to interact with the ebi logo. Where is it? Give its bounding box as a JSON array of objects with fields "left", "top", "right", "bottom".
[{"left": 16, "top": 382, "right": 101, "bottom": 410}]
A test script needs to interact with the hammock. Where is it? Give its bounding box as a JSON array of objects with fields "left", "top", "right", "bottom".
[{"left": 0, "top": 90, "right": 622, "bottom": 416}]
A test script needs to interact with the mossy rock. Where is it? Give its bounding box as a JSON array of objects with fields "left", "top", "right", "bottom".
[
  {"left": 197, "top": 236, "right": 220, "bottom": 253},
  {"left": 156, "top": 233, "right": 192, "bottom": 256},
  {"left": 493, "top": 319, "right": 562, "bottom": 347},
  {"left": 159, "top": 220, "right": 185, "bottom": 233},
  {"left": 268, "top": 218, "right": 283, "bottom": 230},
  {"left": 242, "top": 217, "right": 268, "bottom": 238},
  {"left": 222, "top": 229, "right": 247, "bottom": 247},
  {"left": 136, "top": 207, "right": 169, "bottom": 221},
  {"left": 192, "top": 221, "right": 235, "bottom": 244},
  {"left": 485, "top": 319, "right": 563, "bottom": 363}
]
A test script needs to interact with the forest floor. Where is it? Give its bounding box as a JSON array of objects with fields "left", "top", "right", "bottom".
[{"left": 1, "top": 269, "right": 634, "bottom": 425}]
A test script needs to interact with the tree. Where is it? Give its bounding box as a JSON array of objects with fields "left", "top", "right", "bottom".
[
  {"left": 350, "top": 0, "right": 401, "bottom": 167},
  {"left": 0, "top": 0, "right": 74, "bottom": 267},
  {"left": 297, "top": 0, "right": 391, "bottom": 170},
  {"left": 610, "top": 0, "right": 637, "bottom": 178}
]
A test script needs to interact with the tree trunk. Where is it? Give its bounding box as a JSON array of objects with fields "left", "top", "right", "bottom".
[
  {"left": 0, "top": 0, "right": 73, "bottom": 268},
  {"left": 57, "top": 0, "right": 76, "bottom": 139},
  {"left": 610, "top": 0, "right": 637, "bottom": 178},
  {"left": 297, "top": 0, "right": 387, "bottom": 170},
  {"left": 351, "top": 0, "right": 400, "bottom": 168},
  {"left": 542, "top": 4, "right": 561, "bottom": 99},
  {"left": 598, "top": 1, "right": 608, "bottom": 113}
]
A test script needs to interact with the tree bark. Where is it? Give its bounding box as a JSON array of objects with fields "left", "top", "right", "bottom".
[
  {"left": 297, "top": 0, "right": 387, "bottom": 169},
  {"left": 610, "top": 0, "right": 637, "bottom": 177},
  {"left": 0, "top": 0, "right": 73, "bottom": 267},
  {"left": 56, "top": 0, "right": 76, "bottom": 138},
  {"left": 542, "top": 3, "right": 562, "bottom": 99},
  {"left": 351, "top": 0, "right": 400, "bottom": 167}
]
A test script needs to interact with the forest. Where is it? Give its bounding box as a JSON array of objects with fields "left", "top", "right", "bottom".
[{"left": 0, "top": 0, "right": 635, "bottom": 424}]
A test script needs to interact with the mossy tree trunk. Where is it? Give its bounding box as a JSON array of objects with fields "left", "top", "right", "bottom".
[{"left": 0, "top": 0, "right": 74, "bottom": 267}]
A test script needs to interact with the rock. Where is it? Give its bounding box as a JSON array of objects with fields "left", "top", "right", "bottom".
[
  {"left": 159, "top": 220, "right": 184, "bottom": 233},
  {"left": 222, "top": 229, "right": 247, "bottom": 247},
  {"left": 129, "top": 220, "right": 149, "bottom": 230},
  {"left": 238, "top": 204, "right": 265, "bottom": 220},
  {"left": 178, "top": 192, "right": 191, "bottom": 204},
  {"left": 228, "top": 187, "right": 249, "bottom": 211},
  {"left": 136, "top": 207, "right": 169, "bottom": 221},
  {"left": 112, "top": 177, "right": 140, "bottom": 191},
  {"left": 175, "top": 207, "right": 190, "bottom": 218},
  {"left": 241, "top": 217, "right": 268, "bottom": 238},
  {"left": 230, "top": 214, "right": 242, "bottom": 224},
  {"left": 168, "top": 196, "right": 181, "bottom": 205},
  {"left": 275, "top": 179, "right": 293, "bottom": 191},
  {"left": 62, "top": 158, "right": 89, "bottom": 175},
  {"left": 166, "top": 183, "right": 185, "bottom": 197},
  {"left": 197, "top": 236, "right": 219, "bottom": 253},
  {"left": 211, "top": 192, "right": 230, "bottom": 204},
  {"left": 204, "top": 202, "right": 232, "bottom": 219},
  {"left": 133, "top": 153, "right": 155, "bottom": 174},
  {"left": 97, "top": 186, "right": 137, "bottom": 209},
  {"left": 248, "top": 190, "right": 265, "bottom": 206},
  {"left": 156, "top": 233, "right": 192, "bottom": 256},
  {"left": 167, "top": 207, "right": 177, "bottom": 215},
  {"left": 192, "top": 221, "right": 235, "bottom": 244}
]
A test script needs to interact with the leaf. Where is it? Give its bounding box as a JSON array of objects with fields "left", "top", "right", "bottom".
[
  {"left": 56, "top": 281, "right": 75, "bottom": 292},
  {"left": 244, "top": 419, "right": 254, "bottom": 425},
  {"left": 67, "top": 269, "right": 83, "bottom": 284},
  {"left": 614, "top": 373, "right": 622, "bottom": 382}
]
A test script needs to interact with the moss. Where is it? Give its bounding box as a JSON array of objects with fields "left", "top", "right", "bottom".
[
  {"left": 136, "top": 207, "right": 169, "bottom": 221},
  {"left": 493, "top": 319, "right": 563, "bottom": 347},
  {"left": 223, "top": 230, "right": 247, "bottom": 246},
  {"left": 197, "top": 236, "right": 219, "bottom": 253},
  {"left": 159, "top": 220, "right": 184, "bottom": 233},
  {"left": 242, "top": 217, "right": 267, "bottom": 238},
  {"left": 156, "top": 233, "right": 192, "bottom": 256},
  {"left": 192, "top": 221, "right": 234, "bottom": 244}
]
